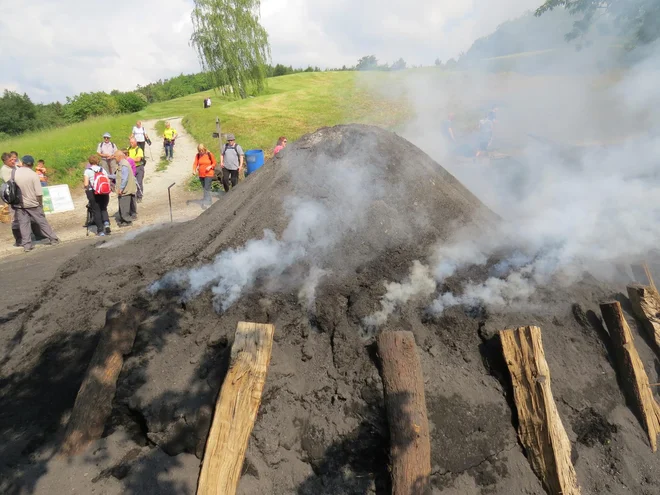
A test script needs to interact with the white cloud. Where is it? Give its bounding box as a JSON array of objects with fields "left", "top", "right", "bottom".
[{"left": 0, "top": 0, "right": 539, "bottom": 102}]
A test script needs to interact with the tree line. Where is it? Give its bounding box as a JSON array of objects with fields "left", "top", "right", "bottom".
[
  {"left": 0, "top": 66, "right": 327, "bottom": 140},
  {"left": 0, "top": 89, "right": 148, "bottom": 140}
]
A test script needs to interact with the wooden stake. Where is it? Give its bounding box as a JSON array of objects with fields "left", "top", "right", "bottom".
[
  {"left": 499, "top": 326, "right": 581, "bottom": 495},
  {"left": 60, "top": 303, "right": 143, "bottom": 456},
  {"left": 631, "top": 263, "right": 658, "bottom": 292},
  {"left": 643, "top": 263, "right": 657, "bottom": 293},
  {"left": 377, "top": 331, "right": 431, "bottom": 495},
  {"left": 627, "top": 284, "right": 660, "bottom": 350},
  {"left": 600, "top": 301, "right": 660, "bottom": 451},
  {"left": 197, "top": 322, "right": 275, "bottom": 495}
]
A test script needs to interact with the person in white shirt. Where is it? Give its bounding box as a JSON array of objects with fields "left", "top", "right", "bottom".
[{"left": 131, "top": 121, "right": 150, "bottom": 153}]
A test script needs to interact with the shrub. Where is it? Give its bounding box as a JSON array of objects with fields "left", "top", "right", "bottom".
[
  {"left": 114, "top": 92, "right": 148, "bottom": 113},
  {"left": 63, "top": 92, "right": 119, "bottom": 123}
]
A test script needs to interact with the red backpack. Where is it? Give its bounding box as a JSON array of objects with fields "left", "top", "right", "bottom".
[{"left": 93, "top": 171, "right": 112, "bottom": 195}]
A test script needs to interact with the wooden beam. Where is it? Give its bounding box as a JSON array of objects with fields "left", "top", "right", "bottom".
[
  {"left": 60, "top": 303, "right": 143, "bottom": 456},
  {"left": 499, "top": 326, "right": 581, "bottom": 495},
  {"left": 600, "top": 301, "right": 660, "bottom": 451},
  {"left": 197, "top": 322, "right": 275, "bottom": 495},
  {"left": 627, "top": 284, "right": 660, "bottom": 350},
  {"left": 377, "top": 331, "right": 431, "bottom": 495}
]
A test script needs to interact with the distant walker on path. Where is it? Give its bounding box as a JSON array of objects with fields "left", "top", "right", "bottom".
[
  {"left": 163, "top": 122, "right": 178, "bottom": 161},
  {"left": 131, "top": 121, "right": 150, "bottom": 153}
]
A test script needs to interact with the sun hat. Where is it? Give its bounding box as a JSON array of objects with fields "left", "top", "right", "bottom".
[
  {"left": 103, "top": 132, "right": 111, "bottom": 138},
  {"left": 226, "top": 133, "right": 235, "bottom": 141}
]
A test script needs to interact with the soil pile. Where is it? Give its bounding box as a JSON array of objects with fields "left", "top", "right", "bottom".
[{"left": 1, "top": 124, "right": 657, "bottom": 494}]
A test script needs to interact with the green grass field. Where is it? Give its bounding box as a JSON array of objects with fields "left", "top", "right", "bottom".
[{"left": 0, "top": 72, "right": 412, "bottom": 187}]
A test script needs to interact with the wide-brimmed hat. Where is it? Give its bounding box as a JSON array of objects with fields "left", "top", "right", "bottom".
[{"left": 226, "top": 133, "right": 235, "bottom": 141}]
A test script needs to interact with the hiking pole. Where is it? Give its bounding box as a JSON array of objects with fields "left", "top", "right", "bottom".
[{"left": 168, "top": 182, "right": 175, "bottom": 223}]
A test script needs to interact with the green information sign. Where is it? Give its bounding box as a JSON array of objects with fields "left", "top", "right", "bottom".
[{"left": 42, "top": 187, "right": 54, "bottom": 214}]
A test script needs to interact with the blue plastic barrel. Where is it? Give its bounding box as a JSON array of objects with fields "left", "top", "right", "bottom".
[{"left": 245, "top": 149, "right": 265, "bottom": 175}]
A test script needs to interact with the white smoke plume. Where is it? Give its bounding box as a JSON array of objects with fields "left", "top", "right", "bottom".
[
  {"left": 149, "top": 154, "right": 382, "bottom": 312},
  {"left": 298, "top": 267, "right": 330, "bottom": 312},
  {"left": 363, "top": 31, "right": 660, "bottom": 322},
  {"left": 363, "top": 261, "right": 436, "bottom": 328}
]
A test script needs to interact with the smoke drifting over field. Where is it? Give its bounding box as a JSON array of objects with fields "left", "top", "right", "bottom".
[{"left": 364, "top": 31, "right": 660, "bottom": 325}]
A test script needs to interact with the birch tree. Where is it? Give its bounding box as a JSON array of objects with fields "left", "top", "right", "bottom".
[{"left": 191, "top": 0, "right": 271, "bottom": 98}]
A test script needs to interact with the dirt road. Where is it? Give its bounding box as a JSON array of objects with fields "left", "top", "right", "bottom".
[{"left": 0, "top": 117, "right": 209, "bottom": 260}]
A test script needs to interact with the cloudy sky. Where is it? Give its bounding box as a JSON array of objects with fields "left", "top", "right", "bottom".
[{"left": 0, "top": 0, "right": 540, "bottom": 103}]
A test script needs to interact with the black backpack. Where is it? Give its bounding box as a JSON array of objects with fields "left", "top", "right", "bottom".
[
  {"left": 222, "top": 144, "right": 241, "bottom": 162},
  {"left": 1, "top": 168, "right": 22, "bottom": 206}
]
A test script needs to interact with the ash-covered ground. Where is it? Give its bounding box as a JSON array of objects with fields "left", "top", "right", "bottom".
[{"left": 1, "top": 125, "right": 658, "bottom": 495}]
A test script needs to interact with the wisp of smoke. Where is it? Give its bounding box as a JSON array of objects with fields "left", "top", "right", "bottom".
[
  {"left": 363, "top": 261, "right": 436, "bottom": 328},
  {"left": 97, "top": 223, "right": 170, "bottom": 249},
  {"left": 298, "top": 267, "right": 330, "bottom": 312}
]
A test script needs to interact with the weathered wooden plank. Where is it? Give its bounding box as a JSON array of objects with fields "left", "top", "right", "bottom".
[
  {"left": 499, "top": 326, "right": 581, "bottom": 495},
  {"left": 601, "top": 301, "right": 660, "bottom": 451},
  {"left": 627, "top": 284, "right": 660, "bottom": 350},
  {"left": 197, "top": 322, "right": 275, "bottom": 495}
]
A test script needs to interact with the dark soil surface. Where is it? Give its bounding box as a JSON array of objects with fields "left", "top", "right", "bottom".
[{"left": 1, "top": 124, "right": 660, "bottom": 494}]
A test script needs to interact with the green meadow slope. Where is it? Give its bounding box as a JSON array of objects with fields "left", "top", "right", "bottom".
[{"left": 0, "top": 72, "right": 411, "bottom": 186}]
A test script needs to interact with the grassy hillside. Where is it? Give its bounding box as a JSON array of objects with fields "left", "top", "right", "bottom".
[
  {"left": 180, "top": 72, "right": 411, "bottom": 155},
  {"left": 0, "top": 72, "right": 411, "bottom": 186}
]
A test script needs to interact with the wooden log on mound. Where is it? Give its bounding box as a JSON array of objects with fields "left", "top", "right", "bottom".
[
  {"left": 499, "top": 326, "right": 581, "bottom": 495},
  {"left": 197, "top": 322, "right": 275, "bottom": 495},
  {"left": 61, "top": 303, "right": 143, "bottom": 456},
  {"left": 377, "top": 331, "right": 431, "bottom": 495},
  {"left": 600, "top": 301, "right": 660, "bottom": 451},
  {"left": 627, "top": 284, "right": 660, "bottom": 350},
  {"left": 631, "top": 263, "right": 657, "bottom": 292}
]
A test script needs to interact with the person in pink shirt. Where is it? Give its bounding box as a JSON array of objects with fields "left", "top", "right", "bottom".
[
  {"left": 273, "top": 136, "right": 287, "bottom": 155},
  {"left": 122, "top": 148, "right": 137, "bottom": 175}
]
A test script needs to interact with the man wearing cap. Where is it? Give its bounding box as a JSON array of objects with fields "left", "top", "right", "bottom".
[
  {"left": 12, "top": 155, "right": 59, "bottom": 252},
  {"left": 97, "top": 132, "right": 118, "bottom": 174},
  {"left": 220, "top": 133, "right": 244, "bottom": 192}
]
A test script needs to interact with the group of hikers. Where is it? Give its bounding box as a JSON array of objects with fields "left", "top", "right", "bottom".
[
  {"left": 442, "top": 106, "right": 498, "bottom": 158},
  {"left": 0, "top": 116, "right": 288, "bottom": 250},
  {"left": 87, "top": 120, "right": 177, "bottom": 235},
  {"left": 1, "top": 152, "right": 60, "bottom": 252}
]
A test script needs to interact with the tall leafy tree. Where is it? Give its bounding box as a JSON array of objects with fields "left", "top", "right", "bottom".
[
  {"left": 535, "top": 0, "right": 660, "bottom": 46},
  {"left": 0, "top": 91, "right": 37, "bottom": 135},
  {"left": 191, "top": 0, "right": 271, "bottom": 98},
  {"left": 356, "top": 55, "right": 379, "bottom": 71}
]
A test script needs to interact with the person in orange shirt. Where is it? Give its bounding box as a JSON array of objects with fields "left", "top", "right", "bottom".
[{"left": 193, "top": 144, "right": 216, "bottom": 208}]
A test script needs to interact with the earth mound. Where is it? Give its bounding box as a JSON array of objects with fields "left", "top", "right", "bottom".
[{"left": 0, "top": 124, "right": 656, "bottom": 494}]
